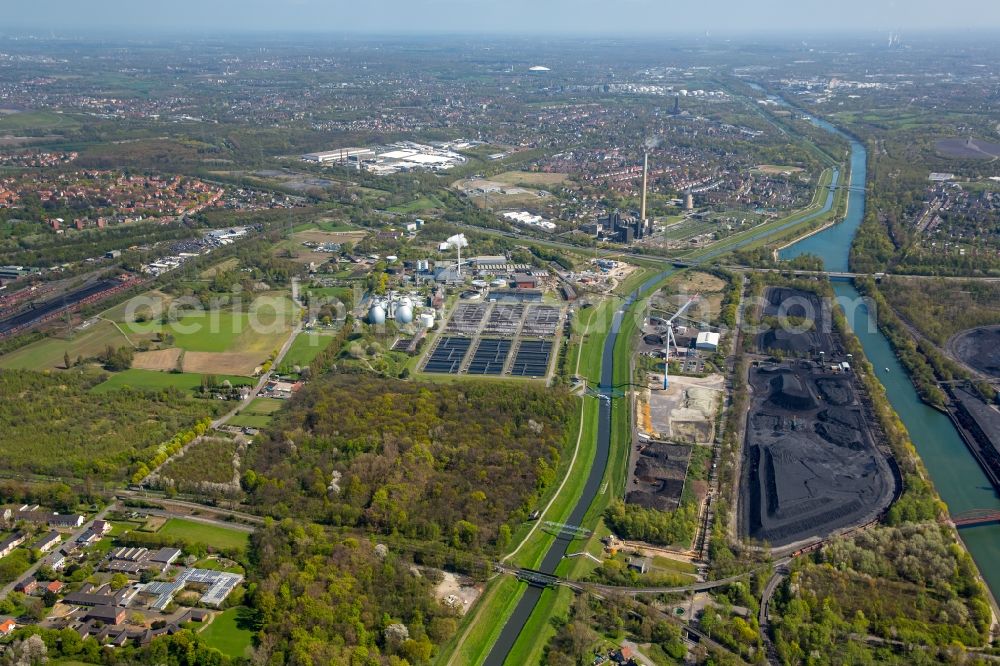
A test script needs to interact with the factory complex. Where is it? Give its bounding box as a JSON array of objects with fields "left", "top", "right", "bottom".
[{"left": 303, "top": 140, "right": 472, "bottom": 174}]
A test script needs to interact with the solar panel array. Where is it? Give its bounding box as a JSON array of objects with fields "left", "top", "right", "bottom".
[
  {"left": 424, "top": 337, "right": 472, "bottom": 373},
  {"left": 177, "top": 567, "right": 244, "bottom": 607},
  {"left": 467, "top": 339, "right": 512, "bottom": 375},
  {"left": 511, "top": 340, "right": 553, "bottom": 377}
]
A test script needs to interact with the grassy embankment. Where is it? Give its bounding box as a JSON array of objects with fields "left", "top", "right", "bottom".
[
  {"left": 502, "top": 271, "right": 676, "bottom": 666},
  {"left": 437, "top": 297, "right": 615, "bottom": 666}
]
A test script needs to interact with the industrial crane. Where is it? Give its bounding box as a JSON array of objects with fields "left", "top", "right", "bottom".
[{"left": 659, "top": 294, "right": 699, "bottom": 390}]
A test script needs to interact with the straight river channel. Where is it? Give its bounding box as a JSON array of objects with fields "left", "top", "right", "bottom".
[
  {"left": 780, "top": 111, "right": 1000, "bottom": 599},
  {"left": 484, "top": 99, "right": 1000, "bottom": 666}
]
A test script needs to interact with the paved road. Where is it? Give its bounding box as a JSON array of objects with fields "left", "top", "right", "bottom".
[
  {"left": 1, "top": 503, "right": 116, "bottom": 601},
  {"left": 116, "top": 491, "right": 265, "bottom": 525},
  {"left": 758, "top": 566, "right": 788, "bottom": 665}
]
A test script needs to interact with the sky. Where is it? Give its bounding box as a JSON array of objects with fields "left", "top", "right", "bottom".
[{"left": 6, "top": 0, "right": 1000, "bottom": 35}]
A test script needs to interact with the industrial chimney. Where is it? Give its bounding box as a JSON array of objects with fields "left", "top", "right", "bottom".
[{"left": 640, "top": 151, "right": 648, "bottom": 225}]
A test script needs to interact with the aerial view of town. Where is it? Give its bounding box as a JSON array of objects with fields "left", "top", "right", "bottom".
[{"left": 1, "top": 1, "right": 1000, "bottom": 665}]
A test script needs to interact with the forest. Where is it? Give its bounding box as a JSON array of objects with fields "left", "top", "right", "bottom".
[
  {"left": 0, "top": 368, "right": 220, "bottom": 479},
  {"left": 244, "top": 375, "right": 574, "bottom": 553},
  {"left": 773, "top": 523, "right": 993, "bottom": 664},
  {"left": 877, "top": 277, "right": 1000, "bottom": 346},
  {"left": 245, "top": 520, "right": 460, "bottom": 665}
]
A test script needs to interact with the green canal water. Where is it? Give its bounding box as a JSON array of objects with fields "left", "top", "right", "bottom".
[{"left": 782, "top": 109, "right": 1000, "bottom": 599}]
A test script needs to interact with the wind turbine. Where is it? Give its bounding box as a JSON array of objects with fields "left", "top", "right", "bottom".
[
  {"left": 660, "top": 294, "right": 699, "bottom": 390},
  {"left": 446, "top": 233, "right": 469, "bottom": 277}
]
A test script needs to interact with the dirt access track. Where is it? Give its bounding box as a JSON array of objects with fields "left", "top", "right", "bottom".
[{"left": 739, "top": 288, "right": 896, "bottom": 548}]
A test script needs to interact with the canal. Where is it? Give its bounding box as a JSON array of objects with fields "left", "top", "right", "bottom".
[
  {"left": 485, "top": 94, "right": 1000, "bottom": 666},
  {"left": 484, "top": 270, "right": 673, "bottom": 666},
  {"left": 780, "top": 111, "right": 1000, "bottom": 598}
]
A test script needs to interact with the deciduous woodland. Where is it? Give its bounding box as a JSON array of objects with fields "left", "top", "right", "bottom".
[{"left": 245, "top": 375, "right": 574, "bottom": 552}]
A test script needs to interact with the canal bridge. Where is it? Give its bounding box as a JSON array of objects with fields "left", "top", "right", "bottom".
[{"left": 951, "top": 509, "right": 1000, "bottom": 528}]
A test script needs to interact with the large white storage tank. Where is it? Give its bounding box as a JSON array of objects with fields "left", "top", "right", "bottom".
[
  {"left": 368, "top": 303, "right": 386, "bottom": 324},
  {"left": 396, "top": 304, "right": 414, "bottom": 324},
  {"left": 419, "top": 312, "right": 436, "bottom": 329}
]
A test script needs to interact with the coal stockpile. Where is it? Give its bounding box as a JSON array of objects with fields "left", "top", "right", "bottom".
[
  {"left": 626, "top": 442, "right": 691, "bottom": 511},
  {"left": 767, "top": 372, "right": 816, "bottom": 410},
  {"left": 424, "top": 337, "right": 471, "bottom": 373},
  {"left": 510, "top": 340, "right": 552, "bottom": 377},
  {"left": 757, "top": 287, "right": 835, "bottom": 356},
  {"left": 949, "top": 385, "right": 1000, "bottom": 489},
  {"left": 952, "top": 326, "right": 1000, "bottom": 378},
  {"left": 740, "top": 363, "right": 893, "bottom": 546},
  {"left": 467, "top": 338, "right": 511, "bottom": 375},
  {"left": 740, "top": 287, "right": 894, "bottom": 547},
  {"left": 0, "top": 278, "right": 120, "bottom": 336}
]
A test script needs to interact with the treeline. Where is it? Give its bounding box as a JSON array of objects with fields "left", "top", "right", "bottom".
[
  {"left": 604, "top": 499, "right": 699, "bottom": 548},
  {"left": 246, "top": 519, "right": 460, "bottom": 665},
  {"left": 244, "top": 375, "right": 574, "bottom": 553},
  {"left": 878, "top": 277, "right": 1000, "bottom": 346},
  {"left": 5, "top": 626, "right": 241, "bottom": 666},
  {"left": 0, "top": 218, "right": 196, "bottom": 268},
  {"left": 854, "top": 277, "right": 955, "bottom": 409},
  {"left": 130, "top": 417, "right": 213, "bottom": 485}
]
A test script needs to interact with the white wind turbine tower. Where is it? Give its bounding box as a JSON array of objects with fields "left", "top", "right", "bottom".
[
  {"left": 446, "top": 233, "right": 469, "bottom": 277},
  {"left": 661, "top": 294, "right": 699, "bottom": 390}
]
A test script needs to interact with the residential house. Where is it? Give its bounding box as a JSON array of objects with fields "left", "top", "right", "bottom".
[
  {"left": 14, "top": 578, "right": 37, "bottom": 594},
  {"left": 32, "top": 530, "right": 61, "bottom": 554},
  {"left": 0, "top": 532, "right": 26, "bottom": 558}
]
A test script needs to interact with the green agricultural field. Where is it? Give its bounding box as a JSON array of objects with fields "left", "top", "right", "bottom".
[
  {"left": 124, "top": 304, "right": 293, "bottom": 354},
  {"left": 0, "top": 319, "right": 142, "bottom": 371},
  {"left": 280, "top": 331, "right": 334, "bottom": 367},
  {"left": 92, "top": 369, "right": 253, "bottom": 393},
  {"left": 199, "top": 607, "right": 254, "bottom": 658},
  {"left": 388, "top": 195, "right": 443, "bottom": 213},
  {"left": 229, "top": 397, "right": 284, "bottom": 429},
  {"left": 0, "top": 110, "right": 81, "bottom": 132},
  {"left": 157, "top": 518, "right": 249, "bottom": 552}
]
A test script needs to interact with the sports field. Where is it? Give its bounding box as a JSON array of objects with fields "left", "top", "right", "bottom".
[
  {"left": 199, "top": 607, "right": 254, "bottom": 657},
  {"left": 157, "top": 518, "right": 250, "bottom": 552},
  {"left": 492, "top": 170, "right": 569, "bottom": 186}
]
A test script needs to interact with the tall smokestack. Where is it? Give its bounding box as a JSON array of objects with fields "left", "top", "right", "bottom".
[{"left": 641, "top": 151, "right": 648, "bottom": 224}]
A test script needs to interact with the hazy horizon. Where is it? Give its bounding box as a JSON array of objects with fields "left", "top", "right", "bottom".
[{"left": 6, "top": 0, "right": 1000, "bottom": 36}]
